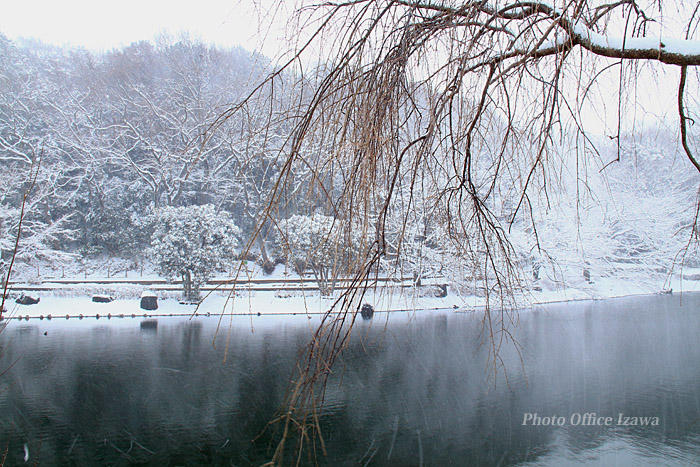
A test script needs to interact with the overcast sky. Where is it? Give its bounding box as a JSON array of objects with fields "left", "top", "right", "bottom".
[
  {"left": 0, "top": 0, "right": 286, "bottom": 54},
  {"left": 0, "top": 0, "right": 685, "bottom": 137}
]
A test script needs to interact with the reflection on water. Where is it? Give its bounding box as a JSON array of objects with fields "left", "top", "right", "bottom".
[{"left": 0, "top": 294, "right": 699, "bottom": 466}]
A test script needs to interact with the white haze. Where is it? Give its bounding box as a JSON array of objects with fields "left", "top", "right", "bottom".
[{"left": 0, "top": 0, "right": 289, "bottom": 56}]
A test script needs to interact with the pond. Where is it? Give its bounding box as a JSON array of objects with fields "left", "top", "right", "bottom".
[{"left": 0, "top": 294, "right": 699, "bottom": 466}]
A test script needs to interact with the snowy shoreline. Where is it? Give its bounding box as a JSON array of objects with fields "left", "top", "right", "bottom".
[{"left": 3, "top": 266, "right": 700, "bottom": 325}]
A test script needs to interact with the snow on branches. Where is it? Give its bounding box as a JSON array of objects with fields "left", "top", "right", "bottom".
[
  {"left": 277, "top": 214, "right": 368, "bottom": 296},
  {"left": 149, "top": 204, "right": 240, "bottom": 300}
]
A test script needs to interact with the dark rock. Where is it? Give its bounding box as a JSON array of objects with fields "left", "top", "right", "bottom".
[
  {"left": 92, "top": 295, "right": 114, "bottom": 303},
  {"left": 583, "top": 268, "right": 591, "bottom": 283},
  {"left": 16, "top": 294, "right": 40, "bottom": 305},
  {"left": 262, "top": 260, "right": 276, "bottom": 275},
  {"left": 360, "top": 303, "right": 374, "bottom": 320},
  {"left": 140, "top": 291, "right": 158, "bottom": 311}
]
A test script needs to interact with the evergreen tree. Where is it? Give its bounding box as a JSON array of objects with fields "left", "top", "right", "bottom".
[{"left": 149, "top": 205, "right": 240, "bottom": 300}]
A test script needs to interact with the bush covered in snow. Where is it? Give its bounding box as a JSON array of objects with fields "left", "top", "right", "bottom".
[
  {"left": 277, "top": 213, "right": 369, "bottom": 295},
  {"left": 149, "top": 205, "right": 240, "bottom": 300}
]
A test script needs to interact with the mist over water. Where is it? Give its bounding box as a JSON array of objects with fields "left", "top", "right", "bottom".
[{"left": 0, "top": 294, "right": 699, "bottom": 466}]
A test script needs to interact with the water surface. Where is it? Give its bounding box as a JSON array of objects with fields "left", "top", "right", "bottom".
[{"left": 0, "top": 294, "right": 699, "bottom": 466}]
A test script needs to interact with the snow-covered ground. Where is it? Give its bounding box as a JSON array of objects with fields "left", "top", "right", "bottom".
[{"left": 4, "top": 259, "right": 700, "bottom": 325}]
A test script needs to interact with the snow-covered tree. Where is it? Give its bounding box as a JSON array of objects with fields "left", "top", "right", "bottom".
[
  {"left": 149, "top": 205, "right": 240, "bottom": 300},
  {"left": 0, "top": 206, "right": 76, "bottom": 264},
  {"left": 278, "top": 213, "right": 368, "bottom": 296}
]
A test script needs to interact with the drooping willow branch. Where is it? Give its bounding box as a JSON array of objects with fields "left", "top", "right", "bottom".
[{"left": 211, "top": 0, "right": 700, "bottom": 463}]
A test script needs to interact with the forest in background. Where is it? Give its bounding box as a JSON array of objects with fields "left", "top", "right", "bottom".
[
  {"left": 1, "top": 33, "right": 698, "bottom": 298},
  {"left": 0, "top": 35, "right": 281, "bottom": 270}
]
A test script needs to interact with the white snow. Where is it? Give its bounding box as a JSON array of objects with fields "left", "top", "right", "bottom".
[
  {"left": 572, "top": 23, "right": 700, "bottom": 57},
  {"left": 528, "top": 1, "right": 700, "bottom": 59},
  {"left": 4, "top": 262, "right": 699, "bottom": 329}
]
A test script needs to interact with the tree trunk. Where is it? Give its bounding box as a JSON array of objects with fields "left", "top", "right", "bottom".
[
  {"left": 257, "top": 234, "right": 270, "bottom": 266},
  {"left": 311, "top": 266, "right": 330, "bottom": 297},
  {"left": 183, "top": 270, "right": 193, "bottom": 300}
]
